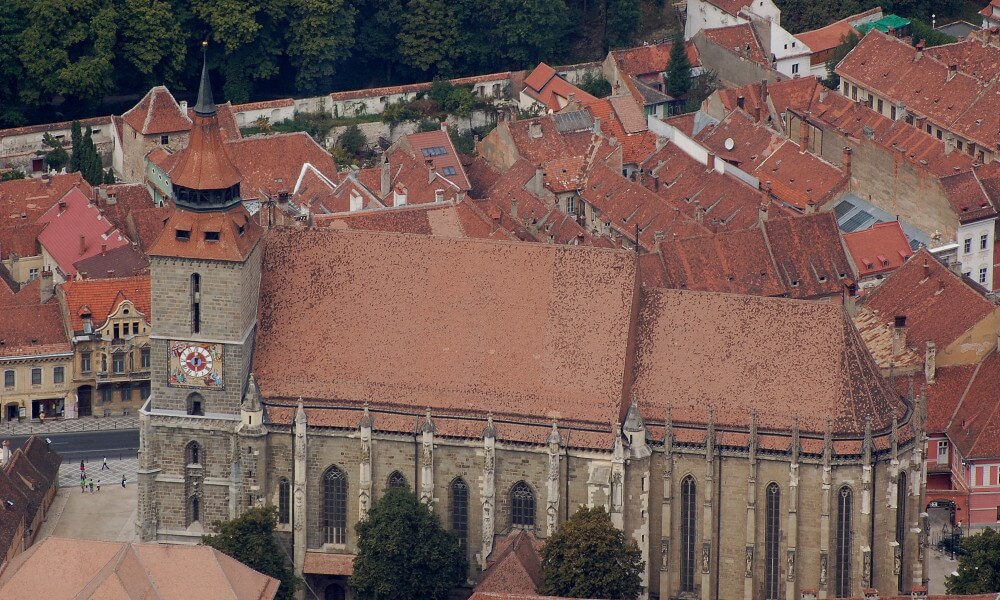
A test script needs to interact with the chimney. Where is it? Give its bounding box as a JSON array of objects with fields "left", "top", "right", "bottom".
[
  {"left": 593, "top": 117, "right": 602, "bottom": 136},
  {"left": 863, "top": 589, "right": 879, "bottom": 600},
  {"left": 100, "top": 243, "right": 107, "bottom": 254},
  {"left": 819, "top": 87, "right": 829, "bottom": 103},
  {"left": 758, "top": 202, "right": 768, "bottom": 224},
  {"left": 58, "top": 200, "right": 67, "bottom": 213},
  {"left": 180, "top": 100, "right": 188, "bottom": 113},
  {"left": 842, "top": 146, "right": 852, "bottom": 180},
  {"left": 349, "top": 189, "right": 362, "bottom": 212},
  {"left": 806, "top": 200, "right": 816, "bottom": 214},
  {"left": 922, "top": 259, "right": 931, "bottom": 279},
  {"left": 843, "top": 281, "right": 858, "bottom": 316},
  {"left": 655, "top": 135, "right": 666, "bottom": 150},
  {"left": 737, "top": 95, "right": 745, "bottom": 109},
  {"left": 947, "top": 63, "right": 958, "bottom": 81},
  {"left": 760, "top": 79, "right": 769, "bottom": 104},
  {"left": 694, "top": 200, "right": 704, "bottom": 224},
  {"left": 892, "top": 315, "right": 908, "bottom": 359},
  {"left": 79, "top": 234, "right": 86, "bottom": 255},
  {"left": 944, "top": 135, "right": 955, "bottom": 156},
  {"left": 434, "top": 189, "right": 444, "bottom": 203},
  {"left": 393, "top": 184, "right": 407, "bottom": 207},
  {"left": 1, "top": 441, "right": 8, "bottom": 465},
  {"left": 529, "top": 120, "right": 542, "bottom": 139},
  {"left": 568, "top": 92, "right": 576, "bottom": 104},
  {"left": 800, "top": 590, "right": 819, "bottom": 600},
  {"left": 910, "top": 585, "right": 928, "bottom": 600},
  {"left": 510, "top": 198, "right": 518, "bottom": 220},
  {"left": 39, "top": 270, "right": 54, "bottom": 304},
  {"left": 531, "top": 167, "right": 545, "bottom": 196},
  {"left": 652, "top": 174, "right": 660, "bottom": 191},
  {"left": 380, "top": 157, "right": 390, "bottom": 197},
  {"left": 925, "top": 341, "right": 937, "bottom": 383},
  {"left": 440, "top": 121, "right": 448, "bottom": 131},
  {"left": 106, "top": 269, "right": 115, "bottom": 278},
  {"left": 426, "top": 159, "right": 435, "bottom": 183},
  {"left": 915, "top": 39, "right": 925, "bottom": 60},
  {"left": 706, "top": 153, "right": 715, "bottom": 171},
  {"left": 799, "top": 116, "right": 810, "bottom": 152}
]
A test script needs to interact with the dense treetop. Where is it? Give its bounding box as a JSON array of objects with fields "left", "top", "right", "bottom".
[{"left": 0, "top": 0, "right": 677, "bottom": 128}]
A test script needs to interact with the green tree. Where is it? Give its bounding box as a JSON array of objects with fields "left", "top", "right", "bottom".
[
  {"left": 338, "top": 124, "right": 367, "bottom": 155},
  {"left": 946, "top": 528, "right": 1000, "bottom": 594},
  {"left": 16, "top": 0, "right": 118, "bottom": 107},
  {"left": 119, "top": 0, "right": 184, "bottom": 85},
  {"left": 194, "top": 0, "right": 283, "bottom": 103},
  {"left": 447, "top": 86, "right": 478, "bottom": 128},
  {"left": 285, "top": 0, "right": 357, "bottom": 94},
  {"left": 605, "top": 0, "right": 640, "bottom": 50},
  {"left": 0, "top": 2, "right": 27, "bottom": 127},
  {"left": 494, "top": 0, "right": 569, "bottom": 67},
  {"left": 578, "top": 70, "right": 612, "bottom": 98},
  {"left": 350, "top": 488, "right": 466, "bottom": 600},
  {"left": 352, "top": 0, "right": 404, "bottom": 82},
  {"left": 539, "top": 506, "right": 644, "bottom": 600},
  {"left": 37, "top": 133, "right": 69, "bottom": 172},
  {"left": 664, "top": 38, "right": 692, "bottom": 98},
  {"left": 201, "top": 506, "right": 301, "bottom": 600},
  {"left": 910, "top": 18, "right": 957, "bottom": 48},
  {"left": 102, "top": 169, "right": 116, "bottom": 184},
  {"left": 80, "top": 127, "right": 104, "bottom": 185},
  {"left": 1, "top": 169, "right": 26, "bottom": 182},
  {"left": 684, "top": 70, "right": 721, "bottom": 112},
  {"left": 69, "top": 120, "right": 83, "bottom": 174},
  {"left": 397, "top": 0, "right": 460, "bottom": 75},
  {"left": 822, "top": 30, "right": 860, "bottom": 90}
]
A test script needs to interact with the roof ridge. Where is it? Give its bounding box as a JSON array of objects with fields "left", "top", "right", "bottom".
[
  {"left": 70, "top": 541, "right": 129, "bottom": 600},
  {"left": 946, "top": 357, "right": 984, "bottom": 432}
]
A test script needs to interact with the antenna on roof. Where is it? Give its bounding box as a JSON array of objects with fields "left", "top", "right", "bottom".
[
  {"left": 724, "top": 137, "right": 735, "bottom": 151},
  {"left": 193, "top": 41, "right": 216, "bottom": 118}
]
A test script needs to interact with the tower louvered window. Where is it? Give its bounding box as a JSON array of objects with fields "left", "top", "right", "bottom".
[
  {"left": 451, "top": 478, "right": 469, "bottom": 552},
  {"left": 323, "top": 466, "right": 347, "bottom": 544},
  {"left": 680, "top": 475, "right": 697, "bottom": 593},
  {"left": 764, "top": 483, "right": 781, "bottom": 600},
  {"left": 836, "top": 486, "right": 853, "bottom": 597}
]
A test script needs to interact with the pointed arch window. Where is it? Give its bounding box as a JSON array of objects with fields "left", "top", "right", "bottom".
[
  {"left": 387, "top": 471, "right": 407, "bottom": 489},
  {"left": 323, "top": 466, "right": 347, "bottom": 544},
  {"left": 764, "top": 482, "right": 781, "bottom": 600},
  {"left": 185, "top": 441, "right": 201, "bottom": 465},
  {"left": 190, "top": 273, "right": 201, "bottom": 333},
  {"left": 451, "top": 478, "right": 469, "bottom": 552},
  {"left": 188, "top": 495, "right": 200, "bottom": 525},
  {"left": 836, "top": 486, "right": 853, "bottom": 598},
  {"left": 680, "top": 475, "right": 697, "bottom": 593},
  {"left": 510, "top": 481, "right": 535, "bottom": 528},
  {"left": 895, "top": 472, "right": 907, "bottom": 591},
  {"left": 278, "top": 478, "right": 290, "bottom": 524}
]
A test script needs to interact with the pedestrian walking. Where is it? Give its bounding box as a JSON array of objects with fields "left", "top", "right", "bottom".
[
  {"left": 80, "top": 460, "right": 85, "bottom": 474},
  {"left": 101, "top": 457, "right": 109, "bottom": 471},
  {"left": 88, "top": 478, "right": 94, "bottom": 493},
  {"left": 121, "top": 475, "right": 126, "bottom": 488},
  {"left": 80, "top": 477, "right": 86, "bottom": 493},
  {"left": 96, "top": 480, "right": 101, "bottom": 492}
]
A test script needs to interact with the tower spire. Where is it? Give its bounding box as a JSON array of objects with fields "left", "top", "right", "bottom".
[{"left": 194, "top": 41, "right": 216, "bottom": 117}]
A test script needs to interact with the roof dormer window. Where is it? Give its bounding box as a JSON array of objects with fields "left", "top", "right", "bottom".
[
  {"left": 204, "top": 231, "right": 220, "bottom": 242},
  {"left": 176, "top": 229, "right": 191, "bottom": 241}
]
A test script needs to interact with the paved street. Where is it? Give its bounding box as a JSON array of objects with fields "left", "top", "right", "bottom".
[
  {"left": 4, "top": 428, "right": 140, "bottom": 488},
  {"left": 37, "top": 480, "right": 138, "bottom": 543}
]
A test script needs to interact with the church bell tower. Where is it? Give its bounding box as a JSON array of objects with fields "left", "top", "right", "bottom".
[{"left": 138, "top": 43, "right": 264, "bottom": 543}]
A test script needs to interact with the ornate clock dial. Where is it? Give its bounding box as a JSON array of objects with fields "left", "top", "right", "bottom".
[{"left": 179, "top": 345, "right": 214, "bottom": 378}]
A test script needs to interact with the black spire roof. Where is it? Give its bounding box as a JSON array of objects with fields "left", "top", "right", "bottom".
[{"left": 193, "top": 42, "right": 216, "bottom": 118}]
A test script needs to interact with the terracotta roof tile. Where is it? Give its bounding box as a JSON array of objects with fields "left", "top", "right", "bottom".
[
  {"left": 657, "top": 227, "right": 786, "bottom": 296},
  {"left": 939, "top": 169, "right": 997, "bottom": 224},
  {"left": 795, "top": 8, "right": 882, "bottom": 55},
  {"left": 121, "top": 86, "right": 192, "bottom": 135},
  {"left": 255, "top": 229, "right": 637, "bottom": 439},
  {"left": 947, "top": 350, "right": 1000, "bottom": 459},
  {"left": 402, "top": 129, "right": 471, "bottom": 191},
  {"left": 226, "top": 132, "right": 337, "bottom": 201},
  {"left": 59, "top": 275, "right": 150, "bottom": 334},
  {"left": 314, "top": 200, "right": 510, "bottom": 240},
  {"left": 611, "top": 42, "right": 701, "bottom": 77},
  {"left": 763, "top": 212, "right": 854, "bottom": 299},
  {"left": 702, "top": 24, "right": 768, "bottom": 67},
  {"left": 36, "top": 188, "right": 130, "bottom": 278},
  {"left": 523, "top": 63, "right": 558, "bottom": 92},
  {"left": 302, "top": 552, "right": 354, "bottom": 576},
  {"left": 0, "top": 537, "right": 280, "bottom": 600},
  {"left": 862, "top": 248, "right": 996, "bottom": 351},
  {"left": 0, "top": 302, "right": 70, "bottom": 358},
  {"left": 476, "top": 531, "right": 543, "bottom": 595},
  {"left": 0, "top": 173, "right": 92, "bottom": 228},
  {"left": 73, "top": 244, "right": 149, "bottom": 279},
  {"left": 522, "top": 64, "right": 598, "bottom": 112},
  {"left": 169, "top": 114, "right": 242, "bottom": 191},
  {"left": 125, "top": 206, "right": 171, "bottom": 253},
  {"left": 695, "top": 109, "right": 785, "bottom": 171},
  {"left": 753, "top": 140, "right": 846, "bottom": 210},
  {"left": 147, "top": 206, "right": 262, "bottom": 262},
  {"left": 231, "top": 98, "right": 295, "bottom": 112},
  {"left": 0, "top": 223, "right": 44, "bottom": 260},
  {"left": 843, "top": 221, "right": 913, "bottom": 277},
  {"left": 633, "top": 288, "right": 907, "bottom": 436}
]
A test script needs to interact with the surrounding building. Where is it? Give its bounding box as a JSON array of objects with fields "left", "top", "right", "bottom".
[
  {"left": 520, "top": 63, "right": 599, "bottom": 113},
  {"left": 0, "top": 436, "right": 61, "bottom": 572},
  {"left": 795, "top": 8, "right": 884, "bottom": 78},
  {"left": 984, "top": 0, "right": 1000, "bottom": 28},
  {"left": 36, "top": 187, "right": 130, "bottom": 284},
  {"left": 602, "top": 41, "right": 703, "bottom": 116},
  {"left": 843, "top": 221, "right": 914, "bottom": 290},
  {"left": 835, "top": 30, "right": 1000, "bottom": 164},
  {"left": 57, "top": 276, "right": 151, "bottom": 418},
  {"left": 0, "top": 537, "right": 279, "bottom": 599}
]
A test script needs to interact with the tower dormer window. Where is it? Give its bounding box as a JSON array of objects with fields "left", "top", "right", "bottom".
[
  {"left": 176, "top": 229, "right": 191, "bottom": 241},
  {"left": 204, "top": 231, "right": 220, "bottom": 242},
  {"left": 191, "top": 273, "right": 201, "bottom": 333}
]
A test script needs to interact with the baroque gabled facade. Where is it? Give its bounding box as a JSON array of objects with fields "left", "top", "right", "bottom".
[{"left": 140, "top": 51, "right": 929, "bottom": 600}]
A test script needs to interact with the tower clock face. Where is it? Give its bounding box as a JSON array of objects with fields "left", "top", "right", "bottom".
[
  {"left": 168, "top": 340, "right": 224, "bottom": 389},
  {"left": 179, "top": 345, "right": 213, "bottom": 377}
]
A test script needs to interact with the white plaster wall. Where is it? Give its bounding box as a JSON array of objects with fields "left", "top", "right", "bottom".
[{"left": 957, "top": 218, "right": 996, "bottom": 290}]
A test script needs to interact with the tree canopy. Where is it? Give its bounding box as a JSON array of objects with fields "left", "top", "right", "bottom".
[
  {"left": 946, "top": 527, "right": 1000, "bottom": 594},
  {"left": 201, "top": 506, "right": 301, "bottom": 600},
  {"left": 664, "top": 39, "right": 693, "bottom": 99},
  {"left": 539, "top": 506, "right": 644, "bottom": 599},
  {"left": 350, "top": 487, "right": 467, "bottom": 600}
]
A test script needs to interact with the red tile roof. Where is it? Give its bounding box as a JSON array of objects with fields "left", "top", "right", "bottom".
[
  {"left": 579, "top": 96, "right": 655, "bottom": 164},
  {"left": 947, "top": 350, "right": 1000, "bottom": 459},
  {"left": 58, "top": 275, "right": 150, "bottom": 334},
  {"left": 707, "top": 0, "right": 750, "bottom": 16},
  {"left": 764, "top": 212, "right": 855, "bottom": 298},
  {"left": 147, "top": 206, "right": 261, "bottom": 263},
  {"left": 121, "top": 86, "right": 192, "bottom": 135},
  {"left": 702, "top": 24, "right": 768, "bottom": 67},
  {"left": 226, "top": 132, "right": 337, "bottom": 201},
  {"left": 836, "top": 31, "right": 1000, "bottom": 151},
  {"left": 633, "top": 288, "right": 906, "bottom": 435},
  {"left": 695, "top": 108, "right": 785, "bottom": 171},
  {"left": 36, "top": 187, "right": 129, "bottom": 278},
  {"left": 475, "top": 531, "right": 543, "bottom": 596},
  {"left": 862, "top": 248, "right": 996, "bottom": 351},
  {"left": 656, "top": 226, "right": 786, "bottom": 296},
  {"left": 255, "top": 228, "right": 637, "bottom": 444},
  {"left": 611, "top": 42, "right": 701, "bottom": 77},
  {"left": 402, "top": 129, "right": 471, "bottom": 191},
  {"left": 0, "top": 173, "right": 93, "bottom": 227},
  {"left": 0, "top": 301, "right": 70, "bottom": 359},
  {"left": 843, "top": 221, "right": 913, "bottom": 277},
  {"left": 795, "top": 8, "right": 882, "bottom": 55},
  {"left": 314, "top": 200, "right": 512, "bottom": 240},
  {"left": 0, "top": 223, "right": 43, "bottom": 260},
  {"left": 522, "top": 63, "right": 599, "bottom": 112},
  {"left": 170, "top": 113, "right": 242, "bottom": 191},
  {"left": 753, "top": 140, "right": 846, "bottom": 210},
  {"left": 523, "top": 63, "right": 558, "bottom": 92},
  {"left": 230, "top": 98, "right": 295, "bottom": 112},
  {"left": 73, "top": 243, "right": 149, "bottom": 279}
]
